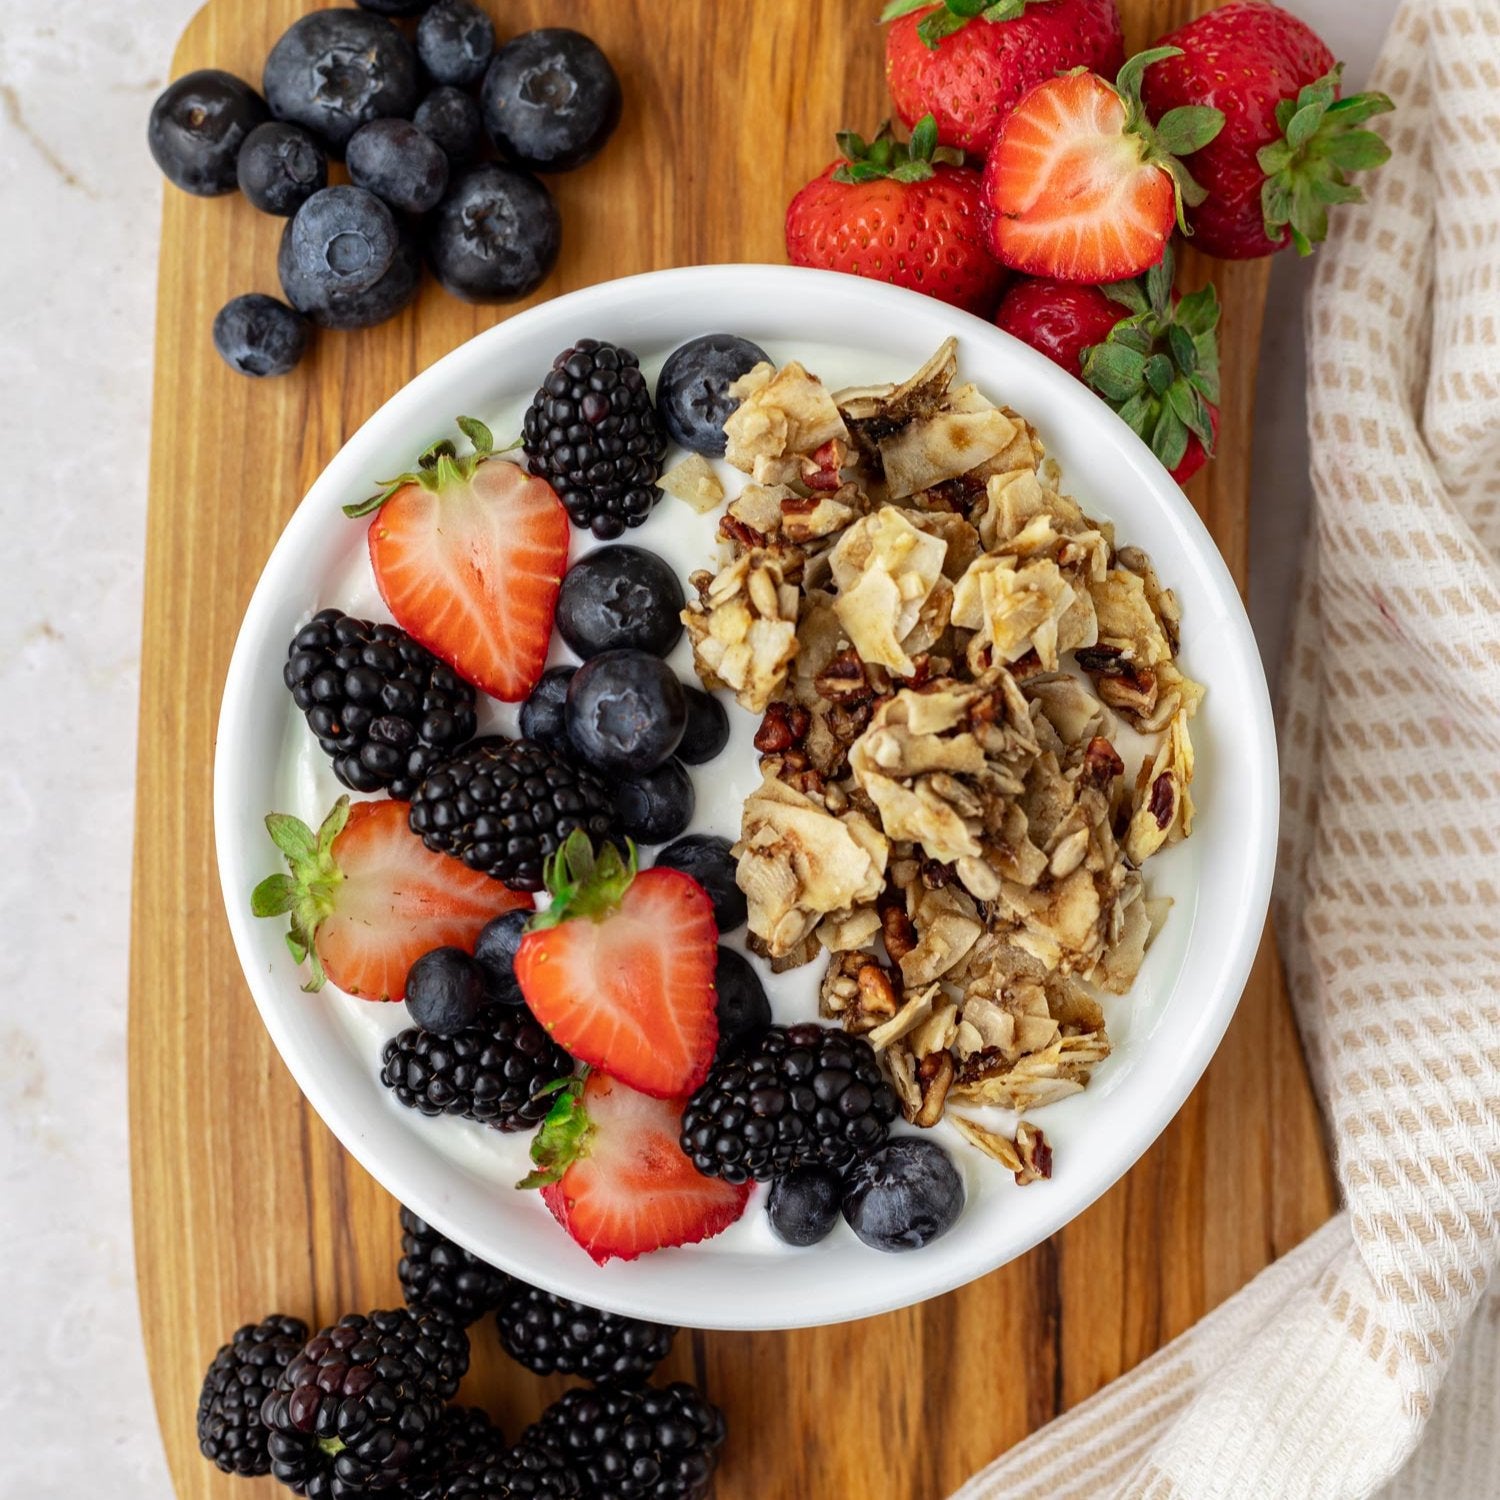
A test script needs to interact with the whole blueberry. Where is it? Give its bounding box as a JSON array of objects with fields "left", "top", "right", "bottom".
[
  {"left": 424, "top": 164, "right": 561, "bottom": 303},
  {"left": 768, "top": 1166, "right": 843, "bottom": 1247},
  {"left": 148, "top": 69, "right": 268, "bottom": 196},
  {"left": 713, "top": 947, "right": 771, "bottom": 1055},
  {"left": 842, "top": 1138, "right": 965, "bottom": 1253},
  {"left": 566, "top": 649, "right": 686, "bottom": 775},
  {"left": 473, "top": 909, "right": 531, "bottom": 1005},
  {"left": 278, "top": 200, "right": 422, "bottom": 330},
  {"left": 263, "top": 9, "right": 421, "bottom": 153},
  {"left": 652, "top": 834, "right": 745, "bottom": 933},
  {"left": 415, "top": 86, "right": 485, "bottom": 163},
  {"left": 614, "top": 759, "right": 694, "bottom": 846},
  {"left": 236, "top": 120, "right": 327, "bottom": 215},
  {"left": 347, "top": 118, "right": 449, "bottom": 214},
  {"left": 518, "top": 666, "right": 576, "bottom": 753},
  {"left": 555, "top": 546, "right": 685, "bottom": 660},
  {"left": 480, "top": 28, "right": 622, "bottom": 173},
  {"left": 212, "top": 294, "right": 309, "bottom": 378},
  {"left": 678, "top": 687, "right": 729, "bottom": 766},
  {"left": 657, "top": 334, "right": 771, "bottom": 457},
  {"left": 417, "top": 0, "right": 496, "bottom": 87},
  {"left": 405, "top": 946, "right": 488, "bottom": 1034}
]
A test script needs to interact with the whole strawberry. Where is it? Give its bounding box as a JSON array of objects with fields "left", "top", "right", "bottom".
[
  {"left": 883, "top": 0, "right": 1124, "bottom": 157},
  {"left": 785, "top": 116, "right": 1006, "bottom": 315},
  {"left": 998, "top": 250, "right": 1221, "bottom": 484},
  {"left": 1141, "top": 0, "right": 1393, "bottom": 258}
]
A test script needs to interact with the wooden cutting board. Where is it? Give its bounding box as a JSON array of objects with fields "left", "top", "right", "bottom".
[{"left": 130, "top": 2, "right": 1337, "bottom": 1495}]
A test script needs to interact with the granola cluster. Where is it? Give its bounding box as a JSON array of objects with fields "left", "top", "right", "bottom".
[{"left": 680, "top": 340, "right": 1204, "bottom": 1180}]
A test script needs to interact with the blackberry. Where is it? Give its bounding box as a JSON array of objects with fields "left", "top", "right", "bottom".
[
  {"left": 445, "top": 1437, "right": 581, "bottom": 1499},
  {"left": 526, "top": 1383, "right": 725, "bottom": 1500},
  {"left": 680, "top": 1023, "right": 899, "bottom": 1185},
  {"left": 399, "top": 1205, "right": 512, "bottom": 1326},
  {"left": 495, "top": 1281, "right": 675, "bottom": 1385},
  {"left": 522, "top": 339, "right": 668, "bottom": 540},
  {"left": 408, "top": 737, "right": 616, "bottom": 892},
  {"left": 196, "top": 1314, "right": 307, "bottom": 1476},
  {"left": 381, "top": 1005, "right": 574, "bottom": 1131},
  {"left": 261, "top": 1307, "right": 469, "bottom": 1496},
  {"left": 284, "top": 609, "right": 476, "bottom": 799},
  {"left": 406, "top": 1406, "right": 507, "bottom": 1500}
]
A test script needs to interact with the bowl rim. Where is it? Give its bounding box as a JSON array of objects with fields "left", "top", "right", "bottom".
[{"left": 213, "top": 263, "right": 1278, "bottom": 1330}]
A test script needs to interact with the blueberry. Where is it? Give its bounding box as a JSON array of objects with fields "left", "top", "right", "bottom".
[
  {"left": 148, "top": 69, "right": 269, "bottom": 196},
  {"left": 652, "top": 834, "right": 745, "bottom": 933},
  {"left": 480, "top": 28, "right": 622, "bottom": 173},
  {"left": 714, "top": 947, "right": 771, "bottom": 1054},
  {"left": 262, "top": 9, "right": 421, "bottom": 153},
  {"left": 473, "top": 909, "right": 531, "bottom": 1005},
  {"left": 556, "top": 546, "right": 685, "bottom": 660},
  {"left": 347, "top": 118, "right": 449, "bottom": 214},
  {"left": 678, "top": 687, "right": 729, "bottom": 766},
  {"left": 614, "top": 758, "right": 694, "bottom": 846},
  {"left": 405, "top": 946, "right": 487, "bottom": 1034},
  {"left": 518, "top": 667, "right": 576, "bottom": 753},
  {"left": 278, "top": 186, "right": 422, "bottom": 329},
  {"left": 236, "top": 120, "right": 327, "bottom": 215},
  {"left": 424, "top": 163, "right": 561, "bottom": 303},
  {"left": 212, "top": 294, "right": 309, "bottom": 378},
  {"left": 415, "top": 86, "right": 485, "bottom": 163},
  {"left": 417, "top": 0, "right": 496, "bottom": 87},
  {"left": 657, "top": 334, "right": 771, "bottom": 457},
  {"left": 566, "top": 649, "right": 686, "bottom": 775},
  {"left": 841, "top": 1138, "right": 965, "bottom": 1253},
  {"left": 768, "top": 1166, "right": 843, "bottom": 1247}
]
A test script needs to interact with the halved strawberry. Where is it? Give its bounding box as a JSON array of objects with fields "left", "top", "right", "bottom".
[
  {"left": 520, "top": 1071, "right": 751, "bottom": 1265},
  {"left": 251, "top": 796, "right": 529, "bottom": 999},
  {"left": 345, "top": 417, "right": 569, "bottom": 703},
  {"left": 983, "top": 48, "right": 1223, "bottom": 283},
  {"left": 515, "top": 833, "right": 718, "bottom": 1098}
]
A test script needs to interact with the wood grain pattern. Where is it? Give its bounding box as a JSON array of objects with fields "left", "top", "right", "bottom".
[{"left": 129, "top": 2, "right": 1337, "bottom": 1495}]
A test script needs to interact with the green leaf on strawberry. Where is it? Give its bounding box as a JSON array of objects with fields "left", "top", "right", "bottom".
[
  {"left": 830, "top": 114, "right": 962, "bottom": 186},
  {"left": 517, "top": 1075, "right": 591, "bottom": 1189},
  {"left": 879, "top": 0, "right": 1035, "bottom": 51},
  {"left": 1079, "top": 244, "right": 1221, "bottom": 483},
  {"left": 1256, "top": 64, "right": 1394, "bottom": 256}
]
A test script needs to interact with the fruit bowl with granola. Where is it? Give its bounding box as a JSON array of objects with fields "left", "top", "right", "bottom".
[{"left": 215, "top": 264, "right": 1276, "bottom": 1329}]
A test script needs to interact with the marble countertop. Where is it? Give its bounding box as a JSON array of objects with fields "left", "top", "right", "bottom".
[{"left": 0, "top": 2, "right": 1396, "bottom": 1494}]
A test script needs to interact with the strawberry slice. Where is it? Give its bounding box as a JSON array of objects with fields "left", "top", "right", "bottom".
[
  {"left": 521, "top": 1071, "right": 751, "bottom": 1265},
  {"left": 983, "top": 48, "right": 1224, "bottom": 283},
  {"left": 252, "top": 796, "right": 529, "bottom": 1000},
  {"left": 515, "top": 833, "right": 719, "bottom": 1099},
  {"left": 346, "top": 416, "right": 569, "bottom": 703}
]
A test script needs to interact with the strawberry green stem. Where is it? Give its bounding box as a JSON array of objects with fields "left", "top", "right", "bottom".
[
  {"left": 343, "top": 415, "right": 518, "bottom": 518},
  {"left": 250, "top": 797, "right": 352, "bottom": 992},
  {"left": 517, "top": 1074, "right": 591, "bottom": 1188},
  {"left": 527, "top": 831, "right": 639, "bottom": 930},
  {"left": 880, "top": 0, "right": 1035, "bottom": 49},
  {"left": 831, "top": 115, "right": 962, "bottom": 185},
  {"left": 1256, "top": 65, "right": 1394, "bottom": 256}
]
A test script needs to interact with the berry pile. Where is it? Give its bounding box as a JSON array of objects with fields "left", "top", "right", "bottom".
[
  {"left": 783, "top": 0, "right": 1393, "bottom": 489},
  {"left": 194, "top": 1207, "right": 724, "bottom": 1494},
  {"left": 148, "top": 6, "right": 625, "bottom": 378}
]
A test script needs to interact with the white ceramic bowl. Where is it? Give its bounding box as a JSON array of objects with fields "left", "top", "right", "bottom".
[{"left": 215, "top": 264, "right": 1276, "bottom": 1330}]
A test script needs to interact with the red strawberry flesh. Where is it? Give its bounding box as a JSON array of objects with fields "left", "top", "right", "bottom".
[{"left": 536, "top": 1073, "right": 751, "bottom": 1265}]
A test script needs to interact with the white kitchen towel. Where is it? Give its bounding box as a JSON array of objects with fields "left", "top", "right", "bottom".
[{"left": 951, "top": 2, "right": 1500, "bottom": 1496}]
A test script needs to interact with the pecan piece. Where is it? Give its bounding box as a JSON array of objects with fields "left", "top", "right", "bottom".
[
  {"left": 814, "top": 648, "right": 871, "bottom": 702},
  {"left": 856, "top": 961, "right": 900, "bottom": 1020},
  {"left": 719, "top": 513, "right": 768, "bottom": 550},
  {"left": 877, "top": 888, "right": 917, "bottom": 963},
  {"left": 1081, "top": 735, "right": 1125, "bottom": 788},
  {"left": 753, "top": 701, "right": 811, "bottom": 753},
  {"left": 913, "top": 1049, "right": 955, "bottom": 1127}
]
